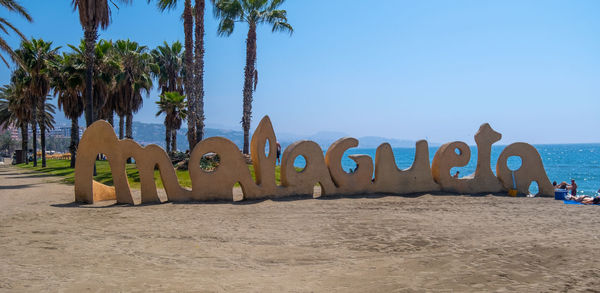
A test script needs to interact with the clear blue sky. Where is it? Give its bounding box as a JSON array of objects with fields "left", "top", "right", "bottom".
[{"left": 1, "top": 0, "right": 599, "bottom": 145}]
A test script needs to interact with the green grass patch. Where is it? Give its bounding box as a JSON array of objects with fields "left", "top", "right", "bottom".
[{"left": 16, "top": 159, "right": 286, "bottom": 189}]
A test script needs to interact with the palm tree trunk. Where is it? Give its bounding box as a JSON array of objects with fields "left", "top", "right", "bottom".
[
  {"left": 126, "top": 113, "right": 133, "bottom": 139},
  {"left": 171, "top": 129, "right": 177, "bottom": 153},
  {"left": 70, "top": 118, "right": 78, "bottom": 168},
  {"left": 184, "top": 0, "right": 196, "bottom": 151},
  {"left": 241, "top": 22, "right": 257, "bottom": 154},
  {"left": 126, "top": 113, "right": 133, "bottom": 163},
  {"left": 165, "top": 125, "right": 171, "bottom": 153},
  {"left": 83, "top": 26, "right": 98, "bottom": 127},
  {"left": 20, "top": 123, "right": 27, "bottom": 164},
  {"left": 40, "top": 122, "right": 46, "bottom": 168},
  {"left": 107, "top": 111, "right": 114, "bottom": 127},
  {"left": 194, "top": 0, "right": 205, "bottom": 143},
  {"left": 31, "top": 120, "right": 37, "bottom": 167},
  {"left": 119, "top": 115, "right": 124, "bottom": 139}
]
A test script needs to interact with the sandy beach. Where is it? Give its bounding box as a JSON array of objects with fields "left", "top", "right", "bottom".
[{"left": 1, "top": 166, "right": 599, "bottom": 292}]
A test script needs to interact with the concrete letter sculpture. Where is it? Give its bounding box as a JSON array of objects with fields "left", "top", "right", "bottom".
[
  {"left": 325, "top": 138, "right": 374, "bottom": 195},
  {"left": 74, "top": 116, "right": 554, "bottom": 204},
  {"left": 372, "top": 140, "right": 440, "bottom": 194},
  {"left": 496, "top": 143, "right": 554, "bottom": 196},
  {"left": 431, "top": 123, "right": 504, "bottom": 194}
]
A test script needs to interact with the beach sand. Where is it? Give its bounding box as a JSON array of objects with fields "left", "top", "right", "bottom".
[{"left": 1, "top": 166, "right": 599, "bottom": 292}]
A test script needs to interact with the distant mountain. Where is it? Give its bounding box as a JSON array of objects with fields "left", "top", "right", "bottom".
[
  {"left": 129, "top": 121, "right": 438, "bottom": 151},
  {"left": 132, "top": 121, "right": 243, "bottom": 151},
  {"left": 356, "top": 136, "right": 423, "bottom": 148}
]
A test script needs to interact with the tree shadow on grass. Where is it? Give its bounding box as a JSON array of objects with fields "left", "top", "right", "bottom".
[{"left": 5, "top": 173, "right": 57, "bottom": 179}]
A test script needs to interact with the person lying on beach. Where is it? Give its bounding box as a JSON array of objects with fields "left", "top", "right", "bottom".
[
  {"left": 566, "top": 195, "right": 600, "bottom": 204},
  {"left": 578, "top": 196, "right": 600, "bottom": 204}
]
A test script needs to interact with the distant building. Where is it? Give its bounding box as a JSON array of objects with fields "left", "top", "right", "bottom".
[
  {"left": 0, "top": 125, "right": 19, "bottom": 140},
  {"left": 48, "top": 126, "right": 83, "bottom": 138}
]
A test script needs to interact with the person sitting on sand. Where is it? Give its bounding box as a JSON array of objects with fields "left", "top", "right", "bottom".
[
  {"left": 453, "top": 171, "right": 459, "bottom": 178},
  {"left": 557, "top": 181, "right": 568, "bottom": 189},
  {"left": 553, "top": 181, "right": 557, "bottom": 188}
]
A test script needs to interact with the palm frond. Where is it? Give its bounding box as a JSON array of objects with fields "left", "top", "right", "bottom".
[
  {"left": 272, "top": 21, "right": 292, "bottom": 34},
  {"left": 0, "top": 0, "right": 33, "bottom": 22},
  {"left": 217, "top": 17, "right": 236, "bottom": 36}
]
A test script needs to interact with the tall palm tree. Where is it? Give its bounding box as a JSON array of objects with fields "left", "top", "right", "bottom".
[
  {"left": 50, "top": 53, "right": 84, "bottom": 167},
  {"left": 156, "top": 91, "right": 187, "bottom": 153},
  {"left": 71, "top": 0, "right": 131, "bottom": 127},
  {"left": 68, "top": 40, "right": 120, "bottom": 127},
  {"left": 149, "top": 0, "right": 206, "bottom": 150},
  {"left": 0, "top": 0, "right": 32, "bottom": 67},
  {"left": 0, "top": 79, "right": 30, "bottom": 163},
  {"left": 38, "top": 95, "right": 55, "bottom": 167},
  {"left": 212, "top": 0, "right": 293, "bottom": 154},
  {"left": 113, "top": 39, "right": 153, "bottom": 143},
  {"left": 93, "top": 40, "right": 120, "bottom": 126},
  {"left": 0, "top": 83, "right": 27, "bottom": 162},
  {"left": 150, "top": 41, "right": 184, "bottom": 94},
  {"left": 0, "top": 87, "right": 9, "bottom": 124},
  {"left": 14, "top": 38, "right": 59, "bottom": 167},
  {"left": 193, "top": 0, "right": 206, "bottom": 143}
]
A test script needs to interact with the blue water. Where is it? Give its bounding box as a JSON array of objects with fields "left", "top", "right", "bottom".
[{"left": 293, "top": 143, "right": 600, "bottom": 196}]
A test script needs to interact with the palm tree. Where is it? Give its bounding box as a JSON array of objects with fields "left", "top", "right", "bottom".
[
  {"left": 38, "top": 95, "right": 56, "bottom": 167},
  {"left": 0, "top": 0, "right": 32, "bottom": 67},
  {"left": 68, "top": 40, "right": 120, "bottom": 127},
  {"left": 149, "top": 0, "right": 206, "bottom": 150},
  {"left": 0, "top": 87, "right": 9, "bottom": 123},
  {"left": 194, "top": 0, "right": 206, "bottom": 143},
  {"left": 14, "top": 38, "right": 59, "bottom": 167},
  {"left": 93, "top": 40, "right": 120, "bottom": 126},
  {"left": 150, "top": 41, "right": 184, "bottom": 94},
  {"left": 212, "top": 0, "right": 293, "bottom": 154},
  {"left": 156, "top": 91, "right": 187, "bottom": 153},
  {"left": 0, "top": 80, "right": 30, "bottom": 163},
  {"left": 0, "top": 84, "right": 27, "bottom": 162},
  {"left": 50, "top": 53, "right": 84, "bottom": 167},
  {"left": 113, "top": 39, "right": 153, "bottom": 143},
  {"left": 71, "top": 0, "right": 131, "bottom": 127}
]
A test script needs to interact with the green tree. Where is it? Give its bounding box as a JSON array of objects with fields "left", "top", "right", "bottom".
[
  {"left": 0, "top": 80, "right": 30, "bottom": 163},
  {"left": 71, "top": 0, "right": 131, "bottom": 127},
  {"left": 156, "top": 91, "right": 188, "bottom": 153},
  {"left": 149, "top": 0, "right": 206, "bottom": 150},
  {"left": 0, "top": 86, "right": 19, "bottom": 158},
  {"left": 112, "top": 39, "right": 153, "bottom": 143},
  {"left": 38, "top": 96, "right": 56, "bottom": 167},
  {"left": 151, "top": 41, "right": 184, "bottom": 94},
  {"left": 14, "top": 38, "right": 59, "bottom": 167},
  {"left": 0, "top": 0, "right": 32, "bottom": 67},
  {"left": 49, "top": 53, "right": 84, "bottom": 167},
  {"left": 0, "top": 131, "right": 17, "bottom": 156},
  {"left": 212, "top": 0, "right": 293, "bottom": 154},
  {"left": 68, "top": 40, "right": 120, "bottom": 128}
]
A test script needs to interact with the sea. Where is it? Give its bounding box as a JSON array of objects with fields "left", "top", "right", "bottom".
[{"left": 294, "top": 143, "right": 600, "bottom": 196}]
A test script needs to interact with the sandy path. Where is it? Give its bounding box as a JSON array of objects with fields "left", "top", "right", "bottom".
[{"left": 1, "top": 166, "right": 599, "bottom": 292}]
